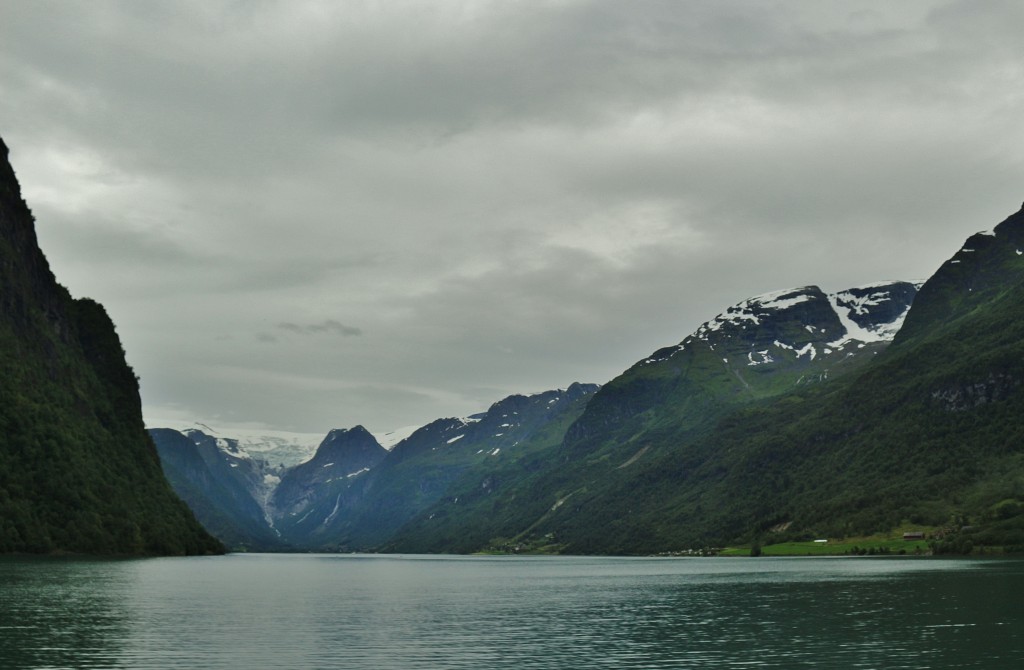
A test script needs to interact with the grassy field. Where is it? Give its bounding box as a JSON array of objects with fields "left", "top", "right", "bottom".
[{"left": 719, "top": 535, "right": 932, "bottom": 557}]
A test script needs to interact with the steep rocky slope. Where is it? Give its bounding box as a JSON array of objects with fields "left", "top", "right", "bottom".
[
  {"left": 0, "top": 136, "right": 222, "bottom": 555},
  {"left": 151, "top": 428, "right": 287, "bottom": 551}
]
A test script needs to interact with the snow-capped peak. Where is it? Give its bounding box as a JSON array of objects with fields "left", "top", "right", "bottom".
[
  {"left": 694, "top": 286, "right": 824, "bottom": 341},
  {"left": 640, "top": 280, "right": 920, "bottom": 370}
]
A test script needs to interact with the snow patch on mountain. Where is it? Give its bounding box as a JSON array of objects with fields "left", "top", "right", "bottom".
[
  {"left": 694, "top": 286, "right": 820, "bottom": 343},
  {"left": 754, "top": 289, "right": 815, "bottom": 311},
  {"left": 642, "top": 281, "right": 919, "bottom": 371},
  {"left": 827, "top": 291, "right": 911, "bottom": 348},
  {"left": 156, "top": 422, "right": 325, "bottom": 470},
  {"left": 834, "top": 288, "right": 890, "bottom": 316},
  {"left": 795, "top": 343, "right": 817, "bottom": 360}
]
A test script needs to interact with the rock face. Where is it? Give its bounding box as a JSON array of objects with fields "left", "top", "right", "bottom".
[
  {"left": 271, "top": 426, "right": 389, "bottom": 520},
  {"left": 0, "top": 137, "right": 222, "bottom": 555}
]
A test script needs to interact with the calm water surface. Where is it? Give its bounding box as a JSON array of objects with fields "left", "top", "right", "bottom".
[{"left": 1, "top": 553, "right": 1022, "bottom": 669}]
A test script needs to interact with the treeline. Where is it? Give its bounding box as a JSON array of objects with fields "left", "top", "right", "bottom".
[{"left": 0, "top": 302, "right": 222, "bottom": 556}]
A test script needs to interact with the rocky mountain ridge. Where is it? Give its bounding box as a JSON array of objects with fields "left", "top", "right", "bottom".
[
  {"left": 640, "top": 281, "right": 919, "bottom": 376},
  {"left": 152, "top": 383, "right": 600, "bottom": 550}
]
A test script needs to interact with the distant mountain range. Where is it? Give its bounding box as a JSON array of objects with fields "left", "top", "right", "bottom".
[
  {"left": 9, "top": 129, "right": 1019, "bottom": 557},
  {"left": 154, "top": 241, "right": 1024, "bottom": 555},
  {"left": 152, "top": 385, "right": 599, "bottom": 551}
]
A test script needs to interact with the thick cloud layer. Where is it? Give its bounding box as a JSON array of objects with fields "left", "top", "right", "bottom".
[{"left": 2, "top": 1, "right": 1022, "bottom": 433}]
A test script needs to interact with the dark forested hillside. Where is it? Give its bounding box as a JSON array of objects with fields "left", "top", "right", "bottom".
[{"left": 0, "top": 137, "right": 222, "bottom": 555}]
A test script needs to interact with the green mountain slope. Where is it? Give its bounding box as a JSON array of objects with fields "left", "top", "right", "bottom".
[
  {"left": 564, "top": 282, "right": 918, "bottom": 455},
  {"left": 389, "top": 208, "right": 1024, "bottom": 555},
  {"left": 277, "top": 384, "right": 599, "bottom": 551},
  {"left": 0, "top": 137, "right": 222, "bottom": 555},
  {"left": 387, "top": 283, "right": 920, "bottom": 553}
]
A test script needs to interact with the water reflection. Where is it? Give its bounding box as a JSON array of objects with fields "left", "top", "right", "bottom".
[
  {"left": 0, "top": 555, "right": 1021, "bottom": 669},
  {"left": 0, "top": 556, "right": 133, "bottom": 668}
]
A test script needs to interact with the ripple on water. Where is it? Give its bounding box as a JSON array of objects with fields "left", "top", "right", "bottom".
[{"left": 0, "top": 555, "right": 1021, "bottom": 669}]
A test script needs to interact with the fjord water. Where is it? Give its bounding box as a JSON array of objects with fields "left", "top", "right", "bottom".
[{"left": 1, "top": 554, "right": 1021, "bottom": 669}]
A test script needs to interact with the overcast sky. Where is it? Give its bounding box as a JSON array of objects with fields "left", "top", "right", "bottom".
[{"left": 2, "top": 0, "right": 1022, "bottom": 436}]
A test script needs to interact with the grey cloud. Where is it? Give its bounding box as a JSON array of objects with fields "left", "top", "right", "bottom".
[
  {"left": 278, "top": 320, "right": 363, "bottom": 337},
  {"left": 3, "top": 0, "right": 1023, "bottom": 433}
]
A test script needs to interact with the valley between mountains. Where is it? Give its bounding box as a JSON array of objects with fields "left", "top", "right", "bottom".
[
  {"left": 151, "top": 209, "right": 1024, "bottom": 555},
  {"left": 8, "top": 121, "right": 1020, "bottom": 558}
]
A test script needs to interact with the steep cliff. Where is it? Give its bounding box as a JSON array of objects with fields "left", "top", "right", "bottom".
[{"left": 0, "top": 137, "right": 222, "bottom": 555}]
